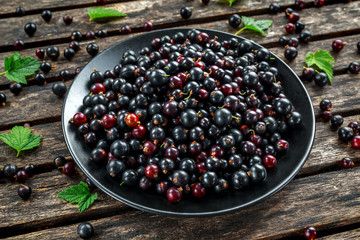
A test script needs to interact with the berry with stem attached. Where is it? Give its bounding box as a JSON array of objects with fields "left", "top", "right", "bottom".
[
  {"left": 0, "top": 93, "right": 6, "bottom": 106},
  {"left": 332, "top": 40, "right": 346, "bottom": 52},
  {"left": 288, "top": 12, "right": 300, "bottom": 23},
  {"left": 54, "top": 156, "right": 66, "bottom": 168},
  {"left": 341, "top": 157, "right": 354, "bottom": 168},
  {"left": 63, "top": 14, "right": 73, "bottom": 25},
  {"left": 167, "top": 187, "right": 182, "bottom": 203},
  {"left": 125, "top": 113, "right": 139, "bottom": 127},
  {"left": 302, "top": 67, "right": 315, "bottom": 81},
  {"left": 285, "top": 23, "right": 295, "bottom": 34},
  {"left": 320, "top": 99, "right": 332, "bottom": 111},
  {"left": 284, "top": 46, "right": 298, "bottom": 61}
]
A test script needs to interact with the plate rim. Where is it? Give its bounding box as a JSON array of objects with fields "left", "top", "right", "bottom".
[{"left": 62, "top": 27, "right": 316, "bottom": 217}]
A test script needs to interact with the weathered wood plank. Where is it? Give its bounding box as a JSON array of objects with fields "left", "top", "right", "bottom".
[
  {"left": 318, "top": 228, "right": 360, "bottom": 240},
  {"left": 0, "top": 0, "right": 358, "bottom": 49},
  {"left": 3, "top": 166, "right": 360, "bottom": 239}
]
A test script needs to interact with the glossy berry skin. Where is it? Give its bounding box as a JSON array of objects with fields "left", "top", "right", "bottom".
[
  {"left": 303, "top": 226, "right": 317, "bottom": 240},
  {"left": 348, "top": 62, "right": 360, "bottom": 74},
  {"left": 52, "top": 82, "right": 67, "bottom": 97},
  {"left": 63, "top": 14, "right": 73, "bottom": 25},
  {"left": 180, "top": 7, "right": 192, "bottom": 19},
  {"left": 9, "top": 82, "right": 22, "bottom": 94},
  {"left": 269, "top": 3, "right": 280, "bottom": 14},
  {"left": 18, "top": 185, "right": 32, "bottom": 200},
  {"left": 284, "top": 46, "right": 297, "bottom": 61},
  {"left": 24, "top": 163, "right": 36, "bottom": 177},
  {"left": 64, "top": 48, "right": 75, "bottom": 60},
  {"left": 72, "top": 112, "right": 87, "bottom": 126},
  {"left": 295, "top": 0, "right": 306, "bottom": 9},
  {"left": 300, "top": 30, "right": 312, "bottom": 43},
  {"left": 13, "top": 39, "right": 25, "bottom": 50},
  {"left": 101, "top": 114, "right": 116, "bottom": 129},
  {"left": 86, "top": 31, "right": 96, "bottom": 39},
  {"left": 263, "top": 154, "right": 276, "bottom": 168},
  {"left": 288, "top": 12, "right": 300, "bottom": 23},
  {"left": 321, "top": 110, "right": 332, "bottom": 122},
  {"left": 352, "top": 136, "right": 360, "bottom": 149},
  {"left": 16, "top": 7, "right": 25, "bottom": 16},
  {"left": 248, "top": 164, "right": 267, "bottom": 183},
  {"left": 295, "top": 21, "right": 305, "bottom": 33},
  {"left": 167, "top": 187, "right": 182, "bottom": 203},
  {"left": 97, "top": 30, "right": 107, "bottom": 38},
  {"left": 285, "top": 23, "right": 295, "bottom": 34},
  {"left": 302, "top": 67, "right": 315, "bottom": 81},
  {"left": 46, "top": 46, "right": 60, "bottom": 60},
  {"left": 145, "top": 164, "right": 160, "bottom": 179},
  {"left": 338, "top": 127, "right": 354, "bottom": 142},
  {"left": 36, "top": 48, "right": 45, "bottom": 59},
  {"left": 314, "top": 72, "right": 329, "bottom": 87},
  {"left": 40, "top": 62, "right": 52, "bottom": 73},
  {"left": 0, "top": 93, "right": 6, "bottom": 106},
  {"left": 192, "top": 182, "right": 206, "bottom": 198},
  {"left": 332, "top": 40, "right": 345, "bottom": 52},
  {"left": 125, "top": 113, "right": 139, "bottom": 127},
  {"left": 229, "top": 14, "right": 242, "bottom": 28},
  {"left": 63, "top": 162, "right": 75, "bottom": 175},
  {"left": 54, "top": 156, "right": 66, "bottom": 168},
  {"left": 341, "top": 157, "right": 354, "bottom": 168},
  {"left": 86, "top": 43, "right": 99, "bottom": 56},
  {"left": 77, "top": 222, "right": 94, "bottom": 239},
  {"left": 143, "top": 21, "right": 154, "bottom": 31},
  {"left": 3, "top": 164, "right": 18, "bottom": 179},
  {"left": 315, "top": 0, "right": 325, "bottom": 7},
  {"left": 41, "top": 10, "right": 52, "bottom": 22},
  {"left": 132, "top": 125, "right": 146, "bottom": 138},
  {"left": 330, "top": 115, "right": 343, "bottom": 129},
  {"left": 279, "top": 36, "right": 288, "bottom": 46},
  {"left": 288, "top": 37, "right": 299, "bottom": 47},
  {"left": 284, "top": 7, "right": 294, "bottom": 17},
  {"left": 118, "top": 25, "right": 131, "bottom": 35},
  {"left": 71, "top": 31, "right": 83, "bottom": 41},
  {"left": 15, "top": 170, "right": 28, "bottom": 182},
  {"left": 320, "top": 99, "right": 332, "bottom": 111},
  {"left": 24, "top": 23, "right": 37, "bottom": 36}
]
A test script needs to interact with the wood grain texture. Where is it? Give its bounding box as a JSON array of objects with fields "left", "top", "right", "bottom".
[
  {"left": 1, "top": 0, "right": 358, "bottom": 49},
  {"left": 3, "top": 166, "right": 360, "bottom": 239},
  {"left": 318, "top": 228, "right": 360, "bottom": 239}
]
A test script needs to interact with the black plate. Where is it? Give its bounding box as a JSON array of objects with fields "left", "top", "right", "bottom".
[{"left": 62, "top": 28, "right": 315, "bottom": 217}]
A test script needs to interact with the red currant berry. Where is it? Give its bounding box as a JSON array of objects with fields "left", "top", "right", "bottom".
[
  {"left": 90, "top": 83, "right": 105, "bottom": 94},
  {"left": 35, "top": 48, "right": 45, "bottom": 59},
  {"left": 198, "top": 88, "right": 209, "bottom": 99},
  {"left": 165, "top": 147, "right": 179, "bottom": 160},
  {"left": 263, "top": 154, "right": 276, "bottom": 168},
  {"left": 341, "top": 157, "right": 354, "bottom": 168},
  {"left": 196, "top": 162, "right": 206, "bottom": 174},
  {"left": 285, "top": 23, "right": 295, "bottom": 34},
  {"left": 303, "top": 226, "right": 317, "bottom": 240},
  {"left": 132, "top": 125, "right": 146, "bottom": 139},
  {"left": 125, "top": 113, "right": 139, "bottom": 127},
  {"left": 351, "top": 136, "right": 360, "bottom": 149},
  {"left": 143, "top": 21, "right": 153, "bottom": 31},
  {"left": 63, "top": 162, "right": 75, "bottom": 175},
  {"left": 72, "top": 112, "right": 87, "bottom": 126},
  {"left": 143, "top": 141, "right": 157, "bottom": 156},
  {"left": 221, "top": 83, "right": 233, "bottom": 95},
  {"left": 15, "top": 170, "right": 28, "bottom": 182},
  {"left": 315, "top": 0, "right": 325, "bottom": 7},
  {"left": 192, "top": 182, "right": 206, "bottom": 198},
  {"left": 166, "top": 187, "right": 182, "bottom": 203},
  {"left": 121, "top": 25, "right": 132, "bottom": 34},
  {"left": 145, "top": 164, "right": 160, "bottom": 179},
  {"left": 332, "top": 40, "right": 345, "bottom": 52},
  {"left": 101, "top": 114, "right": 116, "bottom": 129},
  {"left": 13, "top": 39, "right": 25, "bottom": 50},
  {"left": 196, "top": 32, "right": 210, "bottom": 45},
  {"left": 321, "top": 110, "right": 332, "bottom": 122}
]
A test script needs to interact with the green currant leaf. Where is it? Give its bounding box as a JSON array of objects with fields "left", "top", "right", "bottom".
[
  {"left": 227, "top": 0, "right": 237, "bottom": 6},
  {"left": 0, "top": 126, "right": 41, "bottom": 157},
  {"left": 235, "top": 16, "right": 273, "bottom": 36},
  {"left": 305, "top": 50, "right": 335, "bottom": 84},
  {"left": 78, "top": 193, "right": 98, "bottom": 213},
  {"left": 88, "top": 7, "right": 127, "bottom": 22},
  {"left": 2, "top": 52, "right": 40, "bottom": 84}
]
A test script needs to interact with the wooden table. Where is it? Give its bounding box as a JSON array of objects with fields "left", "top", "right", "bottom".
[{"left": 0, "top": 0, "right": 360, "bottom": 239}]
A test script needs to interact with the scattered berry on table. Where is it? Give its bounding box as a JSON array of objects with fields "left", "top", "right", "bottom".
[
  {"left": 24, "top": 163, "right": 36, "bottom": 177},
  {"left": 348, "top": 61, "right": 360, "bottom": 74},
  {"left": 15, "top": 170, "right": 28, "bottom": 182},
  {"left": 121, "top": 25, "right": 132, "bottom": 34},
  {"left": 16, "top": 7, "right": 25, "bottom": 16},
  {"left": 46, "top": 46, "right": 60, "bottom": 60},
  {"left": 303, "top": 226, "right": 317, "bottom": 240},
  {"left": 315, "top": 0, "right": 325, "bottom": 7},
  {"left": 60, "top": 69, "right": 71, "bottom": 81},
  {"left": 288, "top": 37, "right": 299, "bottom": 47},
  {"left": 321, "top": 110, "right": 332, "bottom": 122},
  {"left": 9, "top": 82, "right": 22, "bottom": 95},
  {"left": 54, "top": 156, "right": 66, "bottom": 169},
  {"left": 18, "top": 185, "right": 32, "bottom": 200},
  {"left": 0, "top": 93, "right": 6, "bottom": 106},
  {"left": 302, "top": 67, "right": 315, "bottom": 81},
  {"left": 330, "top": 115, "right": 344, "bottom": 129},
  {"left": 86, "top": 31, "right": 96, "bottom": 40},
  {"left": 97, "top": 29, "right": 107, "bottom": 38},
  {"left": 279, "top": 36, "right": 289, "bottom": 46},
  {"left": 166, "top": 187, "right": 182, "bottom": 203},
  {"left": 284, "top": 46, "right": 298, "bottom": 61},
  {"left": 87, "top": 43, "right": 99, "bottom": 56},
  {"left": 319, "top": 99, "right": 332, "bottom": 111},
  {"left": 314, "top": 72, "right": 329, "bottom": 87},
  {"left": 36, "top": 48, "right": 45, "bottom": 59},
  {"left": 288, "top": 12, "right": 300, "bottom": 23},
  {"left": 64, "top": 48, "right": 75, "bottom": 60},
  {"left": 34, "top": 73, "right": 46, "bottom": 85},
  {"left": 69, "top": 41, "right": 80, "bottom": 52},
  {"left": 13, "top": 39, "right": 25, "bottom": 50},
  {"left": 63, "top": 14, "right": 73, "bottom": 25},
  {"left": 143, "top": 21, "right": 154, "bottom": 31},
  {"left": 229, "top": 14, "right": 242, "bottom": 28},
  {"left": 299, "top": 30, "right": 312, "bottom": 43},
  {"left": 338, "top": 127, "right": 355, "bottom": 142},
  {"left": 63, "top": 162, "right": 75, "bottom": 175},
  {"left": 295, "top": 21, "right": 305, "bottom": 33},
  {"left": 269, "top": 3, "right": 281, "bottom": 14},
  {"left": 352, "top": 136, "right": 360, "bottom": 149},
  {"left": 40, "top": 62, "right": 52, "bottom": 73},
  {"left": 24, "top": 23, "right": 37, "bottom": 36},
  {"left": 3, "top": 164, "right": 18, "bottom": 179},
  {"left": 41, "top": 10, "right": 52, "bottom": 22},
  {"left": 77, "top": 222, "right": 94, "bottom": 239},
  {"left": 285, "top": 23, "right": 295, "bottom": 34},
  {"left": 71, "top": 31, "right": 83, "bottom": 41},
  {"left": 332, "top": 39, "right": 345, "bottom": 52},
  {"left": 341, "top": 157, "right": 354, "bottom": 168},
  {"left": 180, "top": 7, "right": 192, "bottom": 19},
  {"left": 52, "top": 82, "right": 67, "bottom": 97},
  {"left": 295, "top": 0, "right": 306, "bottom": 9}
]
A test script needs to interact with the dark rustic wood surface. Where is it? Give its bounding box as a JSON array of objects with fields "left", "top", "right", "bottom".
[{"left": 0, "top": 0, "right": 360, "bottom": 239}]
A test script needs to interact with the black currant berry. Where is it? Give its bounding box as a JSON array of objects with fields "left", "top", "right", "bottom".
[
  {"left": 46, "top": 46, "right": 60, "bottom": 60},
  {"left": 24, "top": 23, "right": 37, "bottom": 36},
  {"left": 52, "top": 82, "right": 67, "bottom": 97},
  {"left": 77, "top": 222, "right": 94, "bottom": 239},
  {"left": 229, "top": 14, "right": 242, "bottom": 28},
  {"left": 9, "top": 82, "right": 22, "bottom": 95},
  {"left": 87, "top": 43, "right": 99, "bottom": 56},
  {"left": 180, "top": 7, "right": 192, "bottom": 19},
  {"left": 41, "top": 10, "right": 52, "bottom": 22},
  {"left": 64, "top": 48, "right": 75, "bottom": 60},
  {"left": 18, "top": 185, "right": 32, "bottom": 200}
]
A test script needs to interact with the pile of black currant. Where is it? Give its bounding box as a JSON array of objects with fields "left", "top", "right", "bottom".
[{"left": 70, "top": 29, "right": 303, "bottom": 203}]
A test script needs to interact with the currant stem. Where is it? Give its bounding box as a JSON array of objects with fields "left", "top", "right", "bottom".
[{"left": 0, "top": 71, "right": 8, "bottom": 76}]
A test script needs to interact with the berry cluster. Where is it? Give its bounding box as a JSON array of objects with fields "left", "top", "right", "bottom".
[
  {"left": 70, "top": 29, "right": 303, "bottom": 203},
  {"left": 54, "top": 156, "right": 76, "bottom": 175},
  {"left": 2, "top": 163, "right": 35, "bottom": 200}
]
